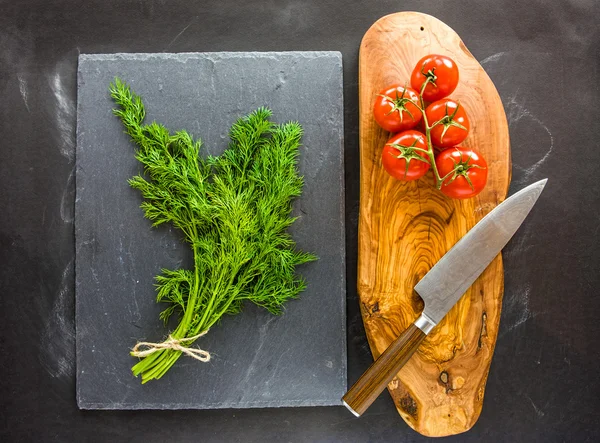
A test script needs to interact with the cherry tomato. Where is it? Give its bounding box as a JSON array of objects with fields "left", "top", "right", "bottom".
[
  {"left": 426, "top": 99, "right": 470, "bottom": 148},
  {"left": 373, "top": 85, "right": 422, "bottom": 133},
  {"left": 411, "top": 54, "right": 459, "bottom": 102},
  {"left": 382, "top": 130, "right": 430, "bottom": 181},
  {"left": 435, "top": 148, "right": 487, "bottom": 199}
]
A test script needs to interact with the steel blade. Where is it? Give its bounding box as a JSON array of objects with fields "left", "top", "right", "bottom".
[{"left": 414, "top": 179, "right": 547, "bottom": 325}]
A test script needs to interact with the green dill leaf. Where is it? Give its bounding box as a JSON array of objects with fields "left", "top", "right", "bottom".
[{"left": 110, "top": 78, "right": 317, "bottom": 383}]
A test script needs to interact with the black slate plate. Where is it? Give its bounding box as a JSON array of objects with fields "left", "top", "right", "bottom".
[{"left": 75, "top": 52, "right": 345, "bottom": 409}]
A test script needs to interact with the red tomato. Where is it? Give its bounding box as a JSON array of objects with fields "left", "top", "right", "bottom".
[
  {"left": 411, "top": 54, "right": 459, "bottom": 102},
  {"left": 373, "top": 85, "right": 422, "bottom": 133},
  {"left": 435, "top": 148, "right": 488, "bottom": 199},
  {"left": 426, "top": 99, "right": 470, "bottom": 148},
  {"left": 382, "top": 130, "right": 430, "bottom": 181}
]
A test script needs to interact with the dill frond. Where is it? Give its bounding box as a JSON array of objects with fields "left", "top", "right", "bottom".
[{"left": 110, "top": 78, "right": 317, "bottom": 383}]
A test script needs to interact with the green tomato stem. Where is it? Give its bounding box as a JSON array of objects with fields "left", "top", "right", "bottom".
[{"left": 417, "top": 78, "right": 443, "bottom": 189}]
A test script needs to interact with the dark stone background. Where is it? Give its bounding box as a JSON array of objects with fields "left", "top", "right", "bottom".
[{"left": 1, "top": 0, "right": 598, "bottom": 441}]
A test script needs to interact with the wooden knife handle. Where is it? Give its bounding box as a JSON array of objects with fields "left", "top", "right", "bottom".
[{"left": 342, "top": 322, "right": 426, "bottom": 417}]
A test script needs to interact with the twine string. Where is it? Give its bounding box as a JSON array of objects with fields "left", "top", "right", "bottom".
[{"left": 131, "top": 329, "right": 211, "bottom": 362}]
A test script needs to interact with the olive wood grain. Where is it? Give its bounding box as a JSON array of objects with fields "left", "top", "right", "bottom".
[
  {"left": 343, "top": 323, "right": 426, "bottom": 417},
  {"left": 357, "top": 12, "right": 511, "bottom": 436}
]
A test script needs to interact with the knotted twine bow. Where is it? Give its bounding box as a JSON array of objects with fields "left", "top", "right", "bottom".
[{"left": 131, "top": 329, "right": 211, "bottom": 362}]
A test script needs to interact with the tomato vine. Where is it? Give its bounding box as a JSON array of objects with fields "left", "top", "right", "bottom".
[{"left": 375, "top": 54, "right": 488, "bottom": 199}]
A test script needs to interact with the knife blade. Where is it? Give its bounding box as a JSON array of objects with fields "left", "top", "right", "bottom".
[{"left": 342, "top": 179, "right": 547, "bottom": 417}]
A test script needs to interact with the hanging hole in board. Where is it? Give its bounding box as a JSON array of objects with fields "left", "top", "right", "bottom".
[{"left": 420, "top": 26, "right": 425, "bottom": 31}]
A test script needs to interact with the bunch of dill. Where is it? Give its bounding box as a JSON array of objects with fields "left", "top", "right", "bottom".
[{"left": 109, "top": 78, "right": 316, "bottom": 383}]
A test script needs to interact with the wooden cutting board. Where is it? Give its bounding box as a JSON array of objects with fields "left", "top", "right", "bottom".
[{"left": 357, "top": 12, "right": 511, "bottom": 436}]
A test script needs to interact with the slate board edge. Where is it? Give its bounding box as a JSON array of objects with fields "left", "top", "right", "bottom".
[
  {"left": 78, "top": 399, "right": 343, "bottom": 410},
  {"left": 337, "top": 55, "right": 347, "bottom": 393},
  {"left": 74, "top": 55, "right": 85, "bottom": 410},
  {"left": 74, "top": 51, "right": 347, "bottom": 409},
  {"left": 79, "top": 51, "right": 343, "bottom": 62}
]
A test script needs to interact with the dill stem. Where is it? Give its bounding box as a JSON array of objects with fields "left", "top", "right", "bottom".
[
  {"left": 142, "top": 351, "right": 181, "bottom": 382},
  {"left": 176, "top": 227, "right": 201, "bottom": 338},
  {"left": 204, "top": 292, "right": 239, "bottom": 331},
  {"left": 132, "top": 349, "right": 164, "bottom": 376},
  {"left": 152, "top": 351, "right": 182, "bottom": 380}
]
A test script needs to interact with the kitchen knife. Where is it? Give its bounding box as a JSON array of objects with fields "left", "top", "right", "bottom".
[{"left": 342, "top": 179, "right": 547, "bottom": 417}]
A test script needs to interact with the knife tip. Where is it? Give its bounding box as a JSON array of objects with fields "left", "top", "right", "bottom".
[
  {"left": 526, "top": 178, "right": 548, "bottom": 203},
  {"left": 536, "top": 178, "right": 548, "bottom": 195},
  {"left": 511, "top": 179, "right": 548, "bottom": 204}
]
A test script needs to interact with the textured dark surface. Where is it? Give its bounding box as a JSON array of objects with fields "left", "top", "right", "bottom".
[
  {"left": 1, "top": 0, "right": 599, "bottom": 441},
  {"left": 75, "top": 52, "right": 346, "bottom": 409}
]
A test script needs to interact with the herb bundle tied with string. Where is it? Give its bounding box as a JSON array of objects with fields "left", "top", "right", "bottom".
[{"left": 109, "top": 78, "right": 316, "bottom": 383}]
